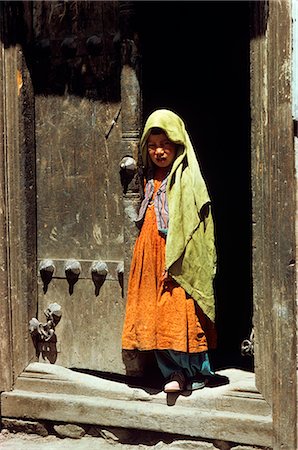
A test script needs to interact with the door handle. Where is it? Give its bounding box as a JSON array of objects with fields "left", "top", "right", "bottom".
[{"left": 119, "top": 156, "right": 137, "bottom": 194}]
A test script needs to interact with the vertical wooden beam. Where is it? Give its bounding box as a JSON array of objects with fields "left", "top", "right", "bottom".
[
  {"left": 16, "top": 1, "right": 37, "bottom": 373},
  {"left": 250, "top": 1, "right": 297, "bottom": 449},
  {"left": 119, "top": 1, "right": 149, "bottom": 375},
  {"left": 0, "top": 1, "right": 37, "bottom": 391},
  {"left": 119, "top": 1, "right": 141, "bottom": 289},
  {"left": 268, "top": 3, "right": 297, "bottom": 449},
  {"left": 250, "top": 0, "right": 272, "bottom": 404},
  {"left": 0, "top": 1, "right": 13, "bottom": 392},
  {"left": 292, "top": 0, "right": 298, "bottom": 408}
]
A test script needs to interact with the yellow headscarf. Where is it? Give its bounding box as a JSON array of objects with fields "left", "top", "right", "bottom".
[{"left": 141, "top": 109, "right": 217, "bottom": 321}]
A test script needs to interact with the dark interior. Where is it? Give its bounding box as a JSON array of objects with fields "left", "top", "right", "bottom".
[{"left": 137, "top": 1, "right": 252, "bottom": 371}]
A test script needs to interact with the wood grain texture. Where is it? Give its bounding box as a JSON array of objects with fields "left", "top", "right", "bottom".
[
  {"left": 0, "top": 2, "right": 13, "bottom": 392},
  {"left": 0, "top": 1, "right": 37, "bottom": 390},
  {"left": 250, "top": 1, "right": 297, "bottom": 449},
  {"left": 31, "top": 1, "right": 127, "bottom": 372}
]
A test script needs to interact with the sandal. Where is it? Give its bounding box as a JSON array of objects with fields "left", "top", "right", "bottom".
[
  {"left": 164, "top": 371, "right": 186, "bottom": 393},
  {"left": 186, "top": 379, "right": 205, "bottom": 391}
]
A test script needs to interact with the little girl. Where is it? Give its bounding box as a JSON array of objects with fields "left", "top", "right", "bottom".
[{"left": 122, "top": 109, "right": 217, "bottom": 393}]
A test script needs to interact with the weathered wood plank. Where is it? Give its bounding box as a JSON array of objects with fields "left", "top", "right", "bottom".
[
  {"left": 250, "top": 1, "right": 297, "bottom": 449},
  {"left": 0, "top": 2, "right": 13, "bottom": 392},
  {"left": 250, "top": 0, "right": 272, "bottom": 404},
  {"left": 119, "top": 0, "right": 141, "bottom": 287},
  {"left": 29, "top": 1, "right": 126, "bottom": 372},
  {"left": 37, "top": 277, "right": 125, "bottom": 372},
  {"left": 267, "top": 2, "right": 296, "bottom": 449},
  {"left": 0, "top": 1, "right": 37, "bottom": 389}
]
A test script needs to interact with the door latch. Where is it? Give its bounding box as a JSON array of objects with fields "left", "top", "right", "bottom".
[{"left": 29, "top": 302, "right": 62, "bottom": 363}]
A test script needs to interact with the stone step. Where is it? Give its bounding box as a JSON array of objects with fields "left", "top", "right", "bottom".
[{"left": 1, "top": 363, "right": 272, "bottom": 448}]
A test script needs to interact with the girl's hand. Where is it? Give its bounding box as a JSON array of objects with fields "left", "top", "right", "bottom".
[{"left": 162, "top": 269, "right": 170, "bottom": 281}]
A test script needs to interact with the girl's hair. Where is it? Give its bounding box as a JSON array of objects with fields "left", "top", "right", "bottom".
[{"left": 149, "top": 127, "right": 164, "bottom": 135}]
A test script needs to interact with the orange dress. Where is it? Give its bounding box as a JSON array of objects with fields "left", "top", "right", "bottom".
[{"left": 122, "top": 177, "right": 216, "bottom": 353}]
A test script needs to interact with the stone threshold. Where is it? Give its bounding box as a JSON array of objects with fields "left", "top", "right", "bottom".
[{"left": 1, "top": 363, "right": 272, "bottom": 448}]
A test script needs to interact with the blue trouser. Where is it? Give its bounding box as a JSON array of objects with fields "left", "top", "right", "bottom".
[{"left": 154, "top": 349, "right": 214, "bottom": 380}]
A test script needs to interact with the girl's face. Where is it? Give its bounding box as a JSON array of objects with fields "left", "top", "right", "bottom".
[{"left": 147, "top": 131, "right": 177, "bottom": 168}]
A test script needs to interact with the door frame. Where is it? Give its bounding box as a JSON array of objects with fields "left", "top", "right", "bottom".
[
  {"left": 0, "top": 1, "right": 37, "bottom": 391},
  {"left": 250, "top": 1, "right": 297, "bottom": 448}
]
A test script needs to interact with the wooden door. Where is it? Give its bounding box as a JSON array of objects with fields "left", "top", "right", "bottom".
[
  {"left": 0, "top": 0, "right": 141, "bottom": 390},
  {"left": 25, "top": 1, "right": 140, "bottom": 373}
]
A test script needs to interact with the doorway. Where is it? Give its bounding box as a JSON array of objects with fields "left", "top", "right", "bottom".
[{"left": 137, "top": 1, "right": 252, "bottom": 371}]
